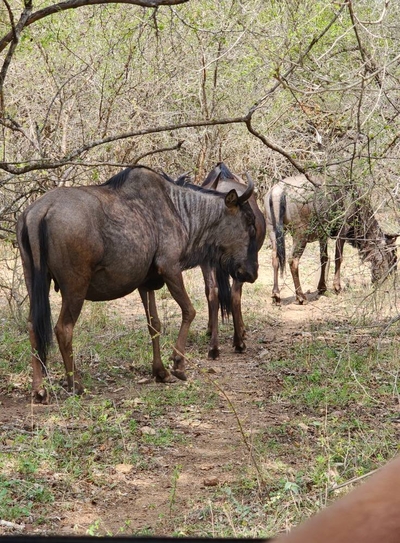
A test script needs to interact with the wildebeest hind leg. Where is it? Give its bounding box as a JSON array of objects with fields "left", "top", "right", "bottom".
[
  {"left": 54, "top": 295, "right": 85, "bottom": 395},
  {"left": 27, "top": 279, "right": 51, "bottom": 404},
  {"left": 29, "top": 311, "right": 49, "bottom": 404},
  {"left": 270, "top": 235, "right": 281, "bottom": 305},
  {"left": 138, "top": 288, "right": 174, "bottom": 383},
  {"left": 317, "top": 238, "right": 329, "bottom": 294},
  {"left": 164, "top": 270, "right": 196, "bottom": 380}
]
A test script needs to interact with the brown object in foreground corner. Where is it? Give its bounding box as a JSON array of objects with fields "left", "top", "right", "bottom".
[{"left": 274, "top": 455, "right": 400, "bottom": 543}]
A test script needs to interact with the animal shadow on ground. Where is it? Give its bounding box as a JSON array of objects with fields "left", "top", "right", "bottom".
[{"left": 279, "top": 289, "right": 324, "bottom": 306}]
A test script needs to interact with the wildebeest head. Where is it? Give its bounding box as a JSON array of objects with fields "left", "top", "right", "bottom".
[
  {"left": 218, "top": 174, "right": 259, "bottom": 284},
  {"left": 385, "top": 234, "right": 398, "bottom": 272},
  {"left": 371, "top": 234, "right": 398, "bottom": 283},
  {"left": 162, "top": 168, "right": 259, "bottom": 283}
]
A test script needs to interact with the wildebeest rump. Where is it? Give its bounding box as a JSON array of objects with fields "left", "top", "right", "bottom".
[
  {"left": 265, "top": 175, "right": 397, "bottom": 305},
  {"left": 17, "top": 165, "right": 258, "bottom": 403},
  {"left": 199, "top": 163, "right": 266, "bottom": 359}
]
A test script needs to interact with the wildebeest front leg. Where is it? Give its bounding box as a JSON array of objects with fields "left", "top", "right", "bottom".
[
  {"left": 333, "top": 231, "right": 346, "bottom": 293},
  {"left": 317, "top": 238, "right": 329, "bottom": 294},
  {"left": 270, "top": 233, "right": 281, "bottom": 305},
  {"left": 54, "top": 296, "right": 85, "bottom": 395},
  {"left": 138, "top": 288, "right": 173, "bottom": 383},
  {"left": 232, "top": 279, "right": 246, "bottom": 353},
  {"left": 289, "top": 238, "right": 307, "bottom": 304},
  {"left": 201, "top": 264, "right": 220, "bottom": 359},
  {"left": 164, "top": 271, "right": 196, "bottom": 380}
]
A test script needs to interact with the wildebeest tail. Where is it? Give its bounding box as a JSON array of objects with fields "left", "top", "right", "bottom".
[
  {"left": 20, "top": 217, "right": 52, "bottom": 368},
  {"left": 216, "top": 265, "right": 232, "bottom": 321},
  {"left": 269, "top": 192, "right": 286, "bottom": 276}
]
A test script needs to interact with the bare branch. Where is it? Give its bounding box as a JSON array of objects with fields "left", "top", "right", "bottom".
[
  {"left": 131, "top": 139, "right": 184, "bottom": 164},
  {"left": 0, "top": 116, "right": 247, "bottom": 175},
  {"left": 249, "top": 1, "right": 347, "bottom": 114},
  {"left": 354, "top": 0, "right": 390, "bottom": 26},
  {"left": 0, "top": 0, "right": 190, "bottom": 54},
  {"left": 0, "top": 0, "right": 33, "bottom": 106},
  {"left": 347, "top": 0, "right": 382, "bottom": 87},
  {"left": 244, "top": 114, "right": 320, "bottom": 187}
]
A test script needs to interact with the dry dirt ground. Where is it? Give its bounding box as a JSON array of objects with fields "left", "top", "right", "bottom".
[{"left": 0, "top": 242, "right": 399, "bottom": 537}]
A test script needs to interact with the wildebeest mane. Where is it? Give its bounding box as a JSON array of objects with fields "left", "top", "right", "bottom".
[
  {"left": 101, "top": 167, "right": 132, "bottom": 189},
  {"left": 218, "top": 162, "right": 235, "bottom": 179},
  {"left": 161, "top": 171, "right": 191, "bottom": 187},
  {"left": 160, "top": 171, "right": 227, "bottom": 198},
  {"left": 101, "top": 165, "right": 159, "bottom": 189},
  {"left": 202, "top": 162, "right": 236, "bottom": 187}
]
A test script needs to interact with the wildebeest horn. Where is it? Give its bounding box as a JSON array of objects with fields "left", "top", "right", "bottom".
[{"left": 237, "top": 173, "right": 254, "bottom": 204}]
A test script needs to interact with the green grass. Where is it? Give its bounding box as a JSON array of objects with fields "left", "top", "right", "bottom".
[{"left": 0, "top": 476, "right": 54, "bottom": 521}]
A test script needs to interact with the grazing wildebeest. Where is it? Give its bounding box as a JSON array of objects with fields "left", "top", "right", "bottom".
[
  {"left": 17, "top": 165, "right": 258, "bottom": 403},
  {"left": 199, "top": 163, "right": 266, "bottom": 359},
  {"left": 265, "top": 175, "right": 397, "bottom": 305}
]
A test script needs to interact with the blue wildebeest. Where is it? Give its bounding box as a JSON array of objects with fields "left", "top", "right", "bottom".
[
  {"left": 199, "top": 163, "right": 266, "bottom": 359},
  {"left": 17, "top": 165, "right": 258, "bottom": 403},
  {"left": 265, "top": 174, "right": 397, "bottom": 305}
]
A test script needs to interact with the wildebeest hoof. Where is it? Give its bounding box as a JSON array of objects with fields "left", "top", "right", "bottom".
[
  {"left": 61, "top": 379, "right": 85, "bottom": 395},
  {"left": 208, "top": 347, "right": 220, "bottom": 360},
  {"left": 73, "top": 384, "right": 85, "bottom": 396},
  {"left": 170, "top": 369, "right": 187, "bottom": 381},
  {"left": 155, "top": 373, "right": 176, "bottom": 384},
  {"left": 32, "top": 388, "right": 48, "bottom": 404},
  {"left": 234, "top": 344, "right": 246, "bottom": 353},
  {"left": 68, "top": 382, "right": 85, "bottom": 395}
]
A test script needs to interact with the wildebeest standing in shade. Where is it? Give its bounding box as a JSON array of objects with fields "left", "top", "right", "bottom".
[
  {"left": 17, "top": 165, "right": 258, "bottom": 403},
  {"left": 265, "top": 174, "right": 397, "bottom": 305},
  {"left": 199, "top": 163, "right": 266, "bottom": 359}
]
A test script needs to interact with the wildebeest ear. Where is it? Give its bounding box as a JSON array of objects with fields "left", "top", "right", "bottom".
[
  {"left": 225, "top": 189, "right": 239, "bottom": 208},
  {"left": 202, "top": 166, "right": 221, "bottom": 188}
]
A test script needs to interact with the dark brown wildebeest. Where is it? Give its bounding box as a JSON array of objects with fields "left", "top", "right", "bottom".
[
  {"left": 265, "top": 174, "right": 397, "bottom": 305},
  {"left": 199, "top": 163, "right": 266, "bottom": 359},
  {"left": 17, "top": 165, "right": 258, "bottom": 403}
]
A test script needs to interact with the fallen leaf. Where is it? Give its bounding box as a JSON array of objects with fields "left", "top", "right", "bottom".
[
  {"left": 140, "top": 426, "right": 156, "bottom": 435},
  {"left": 115, "top": 463, "right": 133, "bottom": 474}
]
